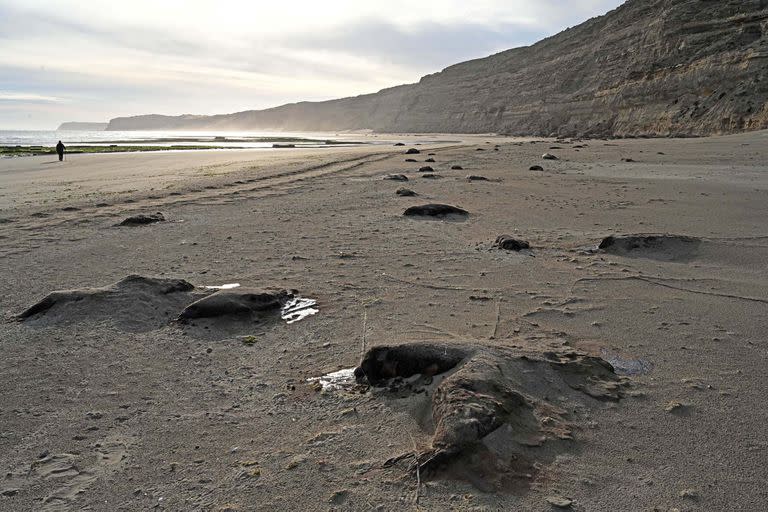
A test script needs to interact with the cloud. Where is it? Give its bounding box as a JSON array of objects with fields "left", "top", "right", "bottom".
[
  {"left": 0, "top": 0, "right": 626, "bottom": 128},
  {"left": 282, "top": 18, "right": 543, "bottom": 71},
  {"left": 0, "top": 92, "right": 63, "bottom": 102}
]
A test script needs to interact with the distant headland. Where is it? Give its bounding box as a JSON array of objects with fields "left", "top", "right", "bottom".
[{"left": 57, "top": 122, "right": 108, "bottom": 131}]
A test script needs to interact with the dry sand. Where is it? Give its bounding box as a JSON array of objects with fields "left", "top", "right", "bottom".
[{"left": 0, "top": 132, "right": 767, "bottom": 511}]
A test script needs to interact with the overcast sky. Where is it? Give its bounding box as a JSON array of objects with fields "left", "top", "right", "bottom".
[{"left": 0, "top": 0, "right": 624, "bottom": 129}]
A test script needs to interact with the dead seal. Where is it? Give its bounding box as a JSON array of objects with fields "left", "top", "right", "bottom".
[
  {"left": 403, "top": 204, "right": 468, "bottom": 218},
  {"left": 355, "top": 342, "right": 626, "bottom": 486},
  {"left": 494, "top": 235, "right": 530, "bottom": 251},
  {"left": 383, "top": 174, "right": 409, "bottom": 182},
  {"left": 118, "top": 212, "right": 165, "bottom": 226},
  {"left": 177, "top": 288, "right": 293, "bottom": 321}
]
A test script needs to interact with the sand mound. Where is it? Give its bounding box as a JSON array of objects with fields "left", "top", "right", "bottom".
[
  {"left": 356, "top": 343, "right": 626, "bottom": 490},
  {"left": 17, "top": 275, "right": 197, "bottom": 332},
  {"left": 599, "top": 234, "right": 701, "bottom": 261}
]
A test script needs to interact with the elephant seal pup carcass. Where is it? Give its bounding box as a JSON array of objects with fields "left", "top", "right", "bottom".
[
  {"left": 177, "top": 287, "right": 294, "bottom": 322},
  {"left": 355, "top": 342, "right": 627, "bottom": 488}
]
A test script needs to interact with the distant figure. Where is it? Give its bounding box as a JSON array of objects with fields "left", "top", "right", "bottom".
[{"left": 56, "top": 140, "right": 65, "bottom": 161}]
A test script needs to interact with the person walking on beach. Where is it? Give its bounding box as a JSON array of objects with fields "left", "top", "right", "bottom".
[{"left": 56, "top": 140, "right": 65, "bottom": 161}]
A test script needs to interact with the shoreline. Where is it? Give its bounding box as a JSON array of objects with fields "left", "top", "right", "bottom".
[
  {"left": 0, "top": 138, "right": 374, "bottom": 158},
  {"left": 0, "top": 145, "right": 251, "bottom": 157}
]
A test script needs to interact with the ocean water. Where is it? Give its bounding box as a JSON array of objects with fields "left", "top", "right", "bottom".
[{"left": 0, "top": 129, "right": 390, "bottom": 149}]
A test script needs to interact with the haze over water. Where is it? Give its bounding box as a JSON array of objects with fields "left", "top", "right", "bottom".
[{"left": 0, "top": 130, "right": 397, "bottom": 150}]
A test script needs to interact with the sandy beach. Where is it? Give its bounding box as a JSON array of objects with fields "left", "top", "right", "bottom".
[{"left": 1, "top": 132, "right": 767, "bottom": 511}]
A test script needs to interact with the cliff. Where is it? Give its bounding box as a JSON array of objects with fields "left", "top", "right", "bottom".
[{"left": 106, "top": 0, "right": 768, "bottom": 137}]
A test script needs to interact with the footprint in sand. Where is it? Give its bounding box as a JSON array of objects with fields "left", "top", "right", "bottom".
[
  {"left": 2, "top": 439, "right": 128, "bottom": 511},
  {"left": 38, "top": 441, "right": 128, "bottom": 512}
]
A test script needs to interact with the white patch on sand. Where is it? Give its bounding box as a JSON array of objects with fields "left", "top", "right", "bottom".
[
  {"left": 204, "top": 283, "right": 241, "bottom": 290},
  {"left": 308, "top": 368, "right": 357, "bottom": 391},
  {"left": 281, "top": 297, "right": 319, "bottom": 324}
]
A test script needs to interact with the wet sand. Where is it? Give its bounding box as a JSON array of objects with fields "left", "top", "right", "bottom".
[{"left": 1, "top": 131, "right": 767, "bottom": 511}]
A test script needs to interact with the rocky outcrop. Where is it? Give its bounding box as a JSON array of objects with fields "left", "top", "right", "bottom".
[{"left": 106, "top": 0, "right": 768, "bottom": 137}]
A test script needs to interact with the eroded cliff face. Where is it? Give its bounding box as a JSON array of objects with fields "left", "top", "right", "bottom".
[{"left": 107, "top": 0, "right": 768, "bottom": 137}]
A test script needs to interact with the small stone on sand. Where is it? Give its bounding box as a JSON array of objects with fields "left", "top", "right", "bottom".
[
  {"left": 664, "top": 401, "right": 690, "bottom": 414},
  {"left": 546, "top": 496, "right": 573, "bottom": 508},
  {"left": 329, "top": 490, "right": 349, "bottom": 505},
  {"left": 679, "top": 489, "right": 699, "bottom": 500}
]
